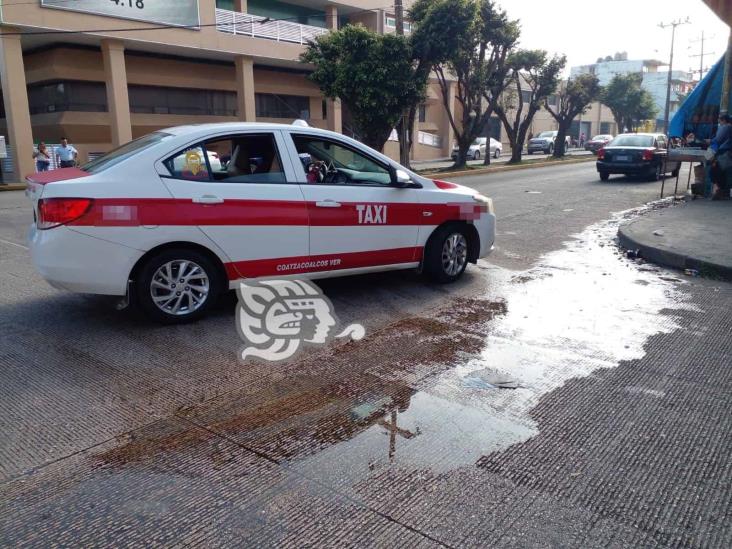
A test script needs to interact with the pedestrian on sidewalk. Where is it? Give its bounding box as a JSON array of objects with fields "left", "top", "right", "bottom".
[
  {"left": 55, "top": 137, "right": 78, "bottom": 168},
  {"left": 32, "top": 142, "right": 51, "bottom": 172},
  {"left": 709, "top": 114, "right": 732, "bottom": 200}
]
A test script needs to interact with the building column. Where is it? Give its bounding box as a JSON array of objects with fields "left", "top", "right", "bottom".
[
  {"left": 326, "top": 98, "right": 342, "bottom": 133},
  {"left": 0, "top": 28, "right": 34, "bottom": 182},
  {"left": 323, "top": 4, "right": 342, "bottom": 132},
  {"left": 441, "top": 82, "right": 456, "bottom": 157},
  {"left": 101, "top": 40, "right": 132, "bottom": 147},
  {"left": 234, "top": 0, "right": 247, "bottom": 12},
  {"left": 235, "top": 55, "right": 256, "bottom": 122},
  {"left": 410, "top": 116, "right": 419, "bottom": 161},
  {"left": 325, "top": 5, "right": 338, "bottom": 30}
]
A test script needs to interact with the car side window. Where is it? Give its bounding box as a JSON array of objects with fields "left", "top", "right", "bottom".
[
  {"left": 165, "top": 134, "right": 286, "bottom": 184},
  {"left": 204, "top": 134, "right": 286, "bottom": 183},
  {"left": 166, "top": 145, "right": 210, "bottom": 181},
  {"left": 292, "top": 135, "right": 392, "bottom": 186}
]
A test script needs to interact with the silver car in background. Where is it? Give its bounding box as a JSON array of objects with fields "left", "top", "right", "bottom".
[{"left": 452, "top": 137, "right": 502, "bottom": 161}]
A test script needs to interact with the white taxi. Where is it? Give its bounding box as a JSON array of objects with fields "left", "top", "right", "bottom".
[{"left": 26, "top": 123, "right": 496, "bottom": 323}]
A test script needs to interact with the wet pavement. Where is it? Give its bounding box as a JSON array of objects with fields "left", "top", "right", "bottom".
[{"left": 1, "top": 162, "right": 730, "bottom": 547}]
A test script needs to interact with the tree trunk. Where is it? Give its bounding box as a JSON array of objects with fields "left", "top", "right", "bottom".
[
  {"left": 553, "top": 122, "right": 570, "bottom": 158},
  {"left": 453, "top": 144, "right": 470, "bottom": 170},
  {"left": 397, "top": 114, "right": 411, "bottom": 168},
  {"left": 509, "top": 144, "right": 522, "bottom": 163}
]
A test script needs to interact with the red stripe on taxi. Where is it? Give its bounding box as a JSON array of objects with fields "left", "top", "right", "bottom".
[
  {"left": 66, "top": 198, "right": 486, "bottom": 227},
  {"left": 225, "top": 247, "right": 423, "bottom": 280}
]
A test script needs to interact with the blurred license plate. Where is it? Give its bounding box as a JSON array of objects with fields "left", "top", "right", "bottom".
[{"left": 616, "top": 155, "right": 630, "bottom": 161}]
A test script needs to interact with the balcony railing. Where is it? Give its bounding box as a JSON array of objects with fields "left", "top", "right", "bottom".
[{"left": 215, "top": 9, "right": 328, "bottom": 45}]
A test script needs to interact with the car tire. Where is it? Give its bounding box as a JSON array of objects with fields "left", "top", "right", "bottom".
[
  {"left": 649, "top": 164, "right": 662, "bottom": 181},
  {"left": 424, "top": 225, "right": 470, "bottom": 283},
  {"left": 136, "top": 248, "right": 223, "bottom": 324},
  {"left": 473, "top": 150, "right": 481, "bottom": 160},
  {"left": 599, "top": 171, "right": 610, "bottom": 181},
  {"left": 527, "top": 150, "right": 533, "bottom": 155},
  {"left": 494, "top": 148, "right": 500, "bottom": 159},
  {"left": 548, "top": 144, "right": 554, "bottom": 155}
]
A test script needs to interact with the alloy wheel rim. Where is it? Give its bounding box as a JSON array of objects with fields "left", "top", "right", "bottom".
[
  {"left": 150, "top": 260, "right": 210, "bottom": 316},
  {"left": 441, "top": 233, "right": 468, "bottom": 276}
]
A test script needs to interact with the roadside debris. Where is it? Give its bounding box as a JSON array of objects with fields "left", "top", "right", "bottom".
[
  {"left": 684, "top": 269, "right": 700, "bottom": 277},
  {"left": 626, "top": 249, "right": 642, "bottom": 259}
]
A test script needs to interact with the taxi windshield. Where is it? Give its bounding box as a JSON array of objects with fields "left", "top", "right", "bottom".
[{"left": 82, "top": 132, "right": 173, "bottom": 173}]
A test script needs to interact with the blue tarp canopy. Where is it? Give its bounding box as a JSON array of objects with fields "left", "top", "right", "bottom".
[{"left": 669, "top": 55, "right": 730, "bottom": 138}]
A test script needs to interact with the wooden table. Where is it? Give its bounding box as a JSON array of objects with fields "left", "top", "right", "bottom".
[{"left": 661, "top": 148, "right": 708, "bottom": 199}]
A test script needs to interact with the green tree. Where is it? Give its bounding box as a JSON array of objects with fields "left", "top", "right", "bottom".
[
  {"left": 544, "top": 74, "right": 601, "bottom": 157},
  {"left": 301, "top": 25, "right": 423, "bottom": 152},
  {"left": 418, "top": 0, "right": 519, "bottom": 169},
  {"left": 494, "top": 50, "right": 566, "bottom": 163},
  {"left": 394, "top": 0, "right": 480, "bottom": 168},
  {"left": 602, "top": 74, "right": 658, "bottom": 134}
]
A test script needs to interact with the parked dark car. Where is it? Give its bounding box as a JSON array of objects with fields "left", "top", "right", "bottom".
[
  {"left": 585, "top": 134, "right": 614, "bottom": 153},
  {"left": 596, "top": 133, "right": 681, "bottom": 181}
]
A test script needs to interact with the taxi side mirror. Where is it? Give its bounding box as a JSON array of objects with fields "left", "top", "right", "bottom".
[{"left": 389, "top": 167, "right": 422, "bottom": 188}]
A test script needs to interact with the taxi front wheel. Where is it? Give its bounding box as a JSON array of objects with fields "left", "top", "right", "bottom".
[
  {"left": 424, "top": 225, "right": 470, "bottom": 283},
  {"left": 136, "top": 249, "right": 223, "bottom": 323}
]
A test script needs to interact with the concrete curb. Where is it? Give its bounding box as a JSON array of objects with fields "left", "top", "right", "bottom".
[
  {"left": 0, "top": 184, "right": 25, "bottom": 192},
  {"left": 416, "top": 156, "right": 595, "bottom": 179},
  {"left": 618, "top": 219, "right": 732, "bottom": 281}
]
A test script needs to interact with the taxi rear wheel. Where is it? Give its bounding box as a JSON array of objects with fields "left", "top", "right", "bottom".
[
  {"left": 424, "top": 225, "right": 470, "bottom": 283},
  {"left": 136, "top": 249, "right": 222, "bottom": 323}
]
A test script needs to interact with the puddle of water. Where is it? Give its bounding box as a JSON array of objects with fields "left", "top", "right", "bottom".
[{"left": 295, "top": 205, "right": 694, "bottom": 475}]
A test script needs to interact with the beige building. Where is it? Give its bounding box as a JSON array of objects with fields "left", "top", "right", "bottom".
[{"left": 0, "top": 0, "right": 451, "bottom": 182}]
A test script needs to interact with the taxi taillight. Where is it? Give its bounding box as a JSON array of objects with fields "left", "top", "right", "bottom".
[
  {"left": 38, "top": 198, "right": 93, "bottom": 230},
  {"left": 597, "top": 148, "right": 606, "bottom": 160}
]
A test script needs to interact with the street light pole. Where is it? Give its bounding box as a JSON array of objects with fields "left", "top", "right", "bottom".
[{"left": 659, "top": 18, "right": 690, "bottom": 134}]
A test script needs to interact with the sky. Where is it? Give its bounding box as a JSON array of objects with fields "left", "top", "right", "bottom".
[{"left": 495, "top": 0, "right": 730, "bottom": 79}]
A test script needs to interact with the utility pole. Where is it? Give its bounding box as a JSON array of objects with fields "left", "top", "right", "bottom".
[
  {"left": 394, "top": 0, "right": 411, "bottom": 166},
  {"left": 659, "top": 18, "right": 691, "bottom": 134},
  {"left": 689, "top": 31, "right": 715, "bottom": 80},
  {"left": 394, "top": 0, "right": 404, "bottom": 36}
]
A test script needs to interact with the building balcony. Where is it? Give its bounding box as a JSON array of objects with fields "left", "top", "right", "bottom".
[{"left": 215, "top": 9, "right": 329, "bottom": 45}]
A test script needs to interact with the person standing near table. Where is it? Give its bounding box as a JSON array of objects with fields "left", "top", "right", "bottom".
[
  {"left": 710, "top": 114, "right": 732, "bottom": 200},
  {"left": 55, "top": 137, "right": 78, "bottom": 168},
  {"left": 32, "top": 142, "right": 51, "bottom": 172}
]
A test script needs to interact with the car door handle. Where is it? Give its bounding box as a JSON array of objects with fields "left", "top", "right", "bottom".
[
  {"left": 315, "top": 200, "right": 341, "bottom": 208},
  {"left": 192, "top": 195, "right": 224, "bottom": 205}
]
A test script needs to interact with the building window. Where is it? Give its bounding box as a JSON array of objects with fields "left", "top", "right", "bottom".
[
  {"left": 129, "top": 85, "right": 237, "bottom": 116},
  {"left": 255, "top": 93, "right": 310, "bottom": 119},
  {"left": 27, "top": 80, "right": 107, "bottom": 114},
  {"left": 521, "top": 90, "right": 532, "bottom": 103},
  {"left": 248, "top": 0, "right": 326, "bottom": 28},
  {"left": 418, "top": 104, "right": 426, "bottom": 123},
  {"left": 600, "top": 122, "right": 613, "bottom": 135},
  {"left": 384, "top": 14, "right": 412, "bottom": 31}
]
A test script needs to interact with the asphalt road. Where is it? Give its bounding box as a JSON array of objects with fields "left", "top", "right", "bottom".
[{"left": 0, "top": 163, "right": 730, "bottom": 547}]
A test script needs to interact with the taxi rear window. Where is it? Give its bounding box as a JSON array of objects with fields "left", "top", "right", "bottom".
[{"left": 82, "top": 132, "right": 172, "bottom": 173}]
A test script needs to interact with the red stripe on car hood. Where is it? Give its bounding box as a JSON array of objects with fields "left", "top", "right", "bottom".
[{"left": 26, "top": 167, "right": 90, "bottom": 185}]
